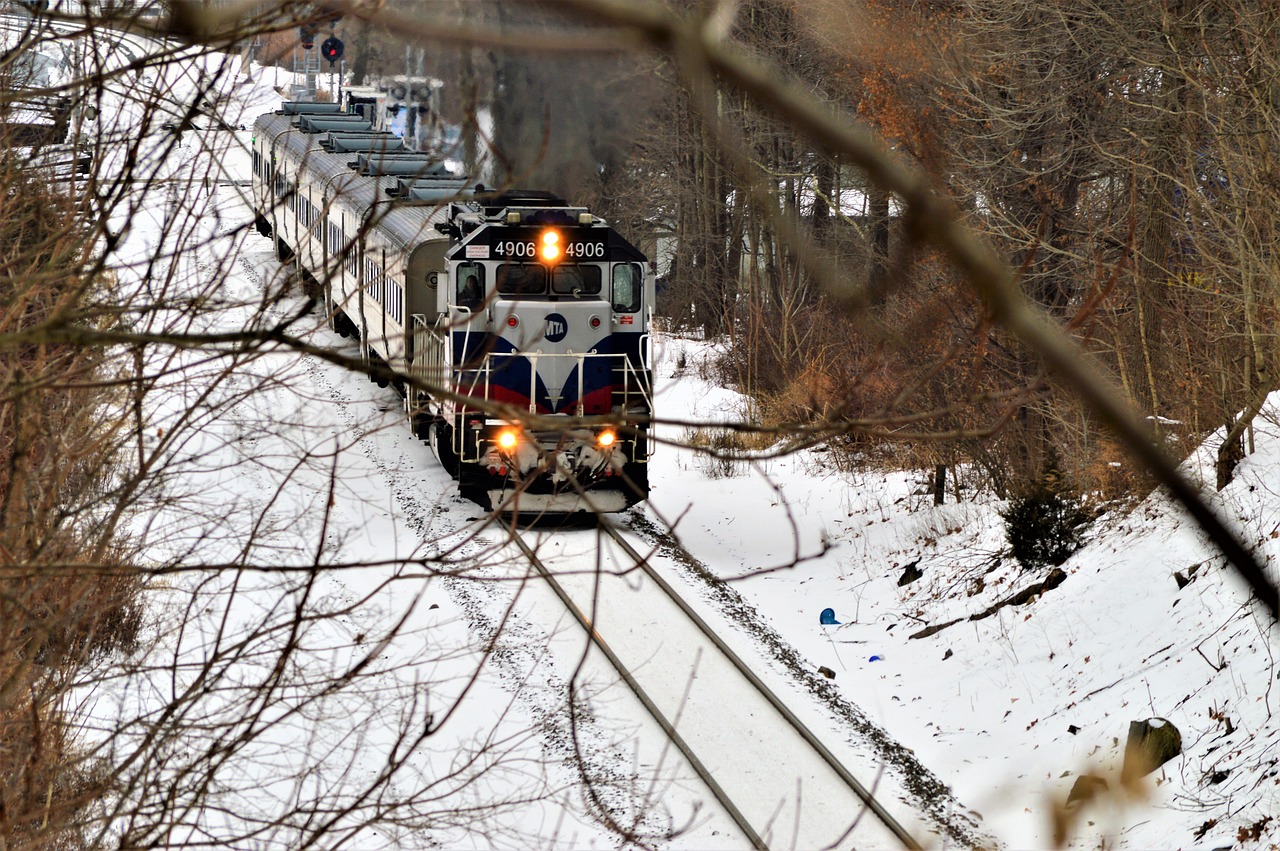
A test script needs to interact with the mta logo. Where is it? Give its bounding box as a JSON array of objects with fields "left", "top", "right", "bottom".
[{"left": 545, "top": 313, "right": 568, "bottom": 343}]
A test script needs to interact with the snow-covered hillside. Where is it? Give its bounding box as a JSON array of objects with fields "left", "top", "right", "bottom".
[{"left": 649, "top": 337, "right": 1280, "bottom": 849}]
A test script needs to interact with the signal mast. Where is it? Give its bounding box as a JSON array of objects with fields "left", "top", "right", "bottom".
[{"left": 293, "top": 6, "right": 343, "bottom": 102}]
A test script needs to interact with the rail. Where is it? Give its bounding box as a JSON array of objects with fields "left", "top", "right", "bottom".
[
  {"left": 510, "top": 522, "right": 924, "bottom": 850},
  {"left": 408, "top": 313, "right": 447, "bottom": 389},
  {"left": 508, "top": 530, "right": 769, "bottom": 850},
  {"left": 597, "top": 520, "right": 922, "bottom": 849}
]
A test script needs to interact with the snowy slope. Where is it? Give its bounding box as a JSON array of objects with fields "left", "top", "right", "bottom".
[{"left": 646, "top": 336, "right": 1280, "bottom": 849}]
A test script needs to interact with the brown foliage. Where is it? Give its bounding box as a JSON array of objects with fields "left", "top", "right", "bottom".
[{"left": 0, "top": 152, "right": 141, "bottom": 850}]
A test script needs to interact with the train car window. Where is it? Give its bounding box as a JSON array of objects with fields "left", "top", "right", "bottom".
[
  {"left": 551, "top": 265, "right": 602, "bottom": 296},
  {"left": 612, "top": 263, "right": 642, "bottom": 313},
  {"left": 496, "top": 263, "right": 546, "bottom": 296},
  {"left": 456, "top": 263, "right": 485, "bottom": 307}
]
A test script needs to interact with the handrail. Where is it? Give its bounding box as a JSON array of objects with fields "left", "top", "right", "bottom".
[{"left": 460, "top": 350, "right": 653, "bottom": 418}]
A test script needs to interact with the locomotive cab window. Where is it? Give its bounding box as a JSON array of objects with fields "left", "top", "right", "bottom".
[
  {"left": 456, "top": 263, "right": 485, "bottom": 308},
  {"left": 551, "top": 265, "right": 601, "bottom": 297},
  {"left": 612, "top": 263, "right": 642, "bottom": 313},
  {"left": 496, "top": 263, "right": 546, "bottom": 296}
]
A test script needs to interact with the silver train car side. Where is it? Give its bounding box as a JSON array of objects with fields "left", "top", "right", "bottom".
[{"left": 251, "top": 101, "right": 654, "bottom": 513}]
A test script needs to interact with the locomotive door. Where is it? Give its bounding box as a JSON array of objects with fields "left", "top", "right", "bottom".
[{"left": 447, "top": 262, "right": 490, "bottom": 413}]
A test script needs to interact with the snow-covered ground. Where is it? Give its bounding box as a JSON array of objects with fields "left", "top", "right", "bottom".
[
  {"left": 648, "top": 336, "right": 1280, "bottom": 849},
  {"left": 74, "top": 40, "right": 1280, "bottom": 850}
]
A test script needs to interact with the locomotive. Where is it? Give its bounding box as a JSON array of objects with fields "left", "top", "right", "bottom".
[{"left": 250, "top": 101, "right": 653, "bottom": 513}]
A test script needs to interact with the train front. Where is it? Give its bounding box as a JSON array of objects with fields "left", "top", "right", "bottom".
[{"left": 444, "top": 199, "right": 653, "bottom": 514}]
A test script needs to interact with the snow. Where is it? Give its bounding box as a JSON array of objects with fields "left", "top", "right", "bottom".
[
  {"left": 72, "top": 39, "right": 1280, "bottom": 850},
  {"left": 644, "top": 341, "right": 1280, "bottom": 849}
]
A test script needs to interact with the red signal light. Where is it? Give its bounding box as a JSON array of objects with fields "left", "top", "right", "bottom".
[{"left": 321, "top": 36, "right": 344, "bottom": 63}]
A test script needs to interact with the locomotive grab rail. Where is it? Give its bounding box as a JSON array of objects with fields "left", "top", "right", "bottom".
[{"left": 458, "top": 350, "right": 652, "bottom": 420}]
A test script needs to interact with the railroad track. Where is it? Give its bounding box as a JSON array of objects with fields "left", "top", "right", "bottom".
[{"left": 509, "top": 517, "right": 926, "bottom": 850}]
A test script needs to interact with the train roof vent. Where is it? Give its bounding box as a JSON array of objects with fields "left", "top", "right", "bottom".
[
  {"left": 354, "top": 153, "right": 450, "bottom": 177},
  {"left": 297, "top": 115, "right": 373, "bottom": 134},
  {"left": 322, "top": 133, "right": 405, "bottom": 153},
  {"left": 279, "top": 101, "right": 345, "bottom": 116},
  {"left": 391, "top": 177, "right": 474, "bottom": 200}
]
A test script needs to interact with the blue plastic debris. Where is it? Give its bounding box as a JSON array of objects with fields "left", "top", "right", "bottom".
[
  {"left": 868, "top": 655, "right": 883, "bottom": 662},
  {"left": 819, "top": 607, "right": 841, "bottom": 626}
]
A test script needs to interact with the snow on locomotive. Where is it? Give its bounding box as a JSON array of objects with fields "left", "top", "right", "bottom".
[{"left": 251, "top": 101, "right": 653, "bottom": 513}]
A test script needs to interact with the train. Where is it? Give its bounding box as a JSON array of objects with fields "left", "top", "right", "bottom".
[{"left": 250, "top": 100, "right": 654, "bottom": 514}]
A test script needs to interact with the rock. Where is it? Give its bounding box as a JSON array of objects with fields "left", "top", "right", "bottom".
[
  {"left": 1174, "top": 571, "right": 1189, "bottom": 589},
  {"left": 1122, "top": 718, "right": 1182, "bottom": 782},
  {"left": 1066, "top": 774, "right": 1108, "bottom": 808},
  {"left": 817, "top": 666, "right": 836, "bottom": 679}
]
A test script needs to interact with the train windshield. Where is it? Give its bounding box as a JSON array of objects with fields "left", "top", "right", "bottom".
[
  {"left": 496, "top": 263, "right": 544, "bottom": 295},
  {"left": 551, "top": 265, "right": 601, "bottom": 296},
  {"left": 496, "top": 263, "right": 603, "bottom": 297}
]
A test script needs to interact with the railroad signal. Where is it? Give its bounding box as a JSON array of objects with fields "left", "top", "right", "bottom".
[
  {"left": 320, "top": 36, "right": 344, "bottom": 64},
  {"left": 299, "top": 24, "right": 317, "bottom": 49}
]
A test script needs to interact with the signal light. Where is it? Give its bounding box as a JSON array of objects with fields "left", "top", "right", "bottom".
[
  {"left": 598, "top": 430, "right": 617, "bottom": 448},
  {"left": 321, "top": 36, "right": 344, "bottom": 63},
  {"left": 539, "top": 229, "right": 561, "bottom": 264}
]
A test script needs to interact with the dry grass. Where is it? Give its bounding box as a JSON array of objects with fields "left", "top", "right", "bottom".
[{"left": 0, "top": 137, "right": 141, "bottom": 850}]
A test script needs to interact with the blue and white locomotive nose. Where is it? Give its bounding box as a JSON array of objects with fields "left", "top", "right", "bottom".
[{"left": 490, "top": 301, "right": 615, "bottom": 415}]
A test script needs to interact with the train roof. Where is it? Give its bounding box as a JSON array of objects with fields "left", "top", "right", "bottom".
[
  {"left": 254, "top": 110, "right": 459, "bottom": 251},
  {"left": 253, "top": 104, "right": 643, "bottom": 259}
]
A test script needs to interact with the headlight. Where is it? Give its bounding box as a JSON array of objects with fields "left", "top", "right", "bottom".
[
  {"left": 597, "top": 430, "right": 617, "bottom": 448},
  {"left": 496, "top": 428, "right": 519, "bottom": 451},
  {"left": 539, "top": 229, "right": 561, "bottom": 264}
]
